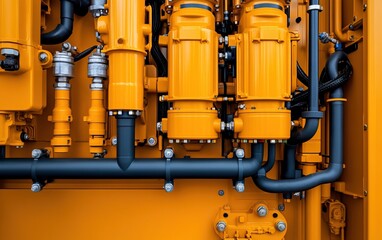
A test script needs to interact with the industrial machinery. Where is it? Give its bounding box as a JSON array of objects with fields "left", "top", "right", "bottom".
[{"left": 0, "top": 0, "right": 379, "bottom": 239}]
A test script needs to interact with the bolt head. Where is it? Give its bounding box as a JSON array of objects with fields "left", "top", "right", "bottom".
[
  {"left": 31, "top": 149, "right": 42, "bottom": 159},
  {"left": 257, "top": 206, "right": 268, "bottom": 217},
  {"left": 164, "top": 182, "right": 174, "bottom": 192},
  {"left": 31, "top": 183, "right": 42, "bottom": 193},
  {"left": 39, "top": 52, "right": 48, "bottom": 62},
  {"left": 216, "top": 221, "right": 226, "bottom": 232},
  {"left": 235, "top": 148, "right": 245, "bottom": 159},
  {"left": 235, "top": 182, "right": 245, "bottom": 193},
  {"left": 147, "top": 137, "right": 157, "bottom": 146},
  {"left": 111, "top": 137, "right": 117, "bottom": 146},
  {"left": 164, "top": 148, "right": 174, "bottom": 159},
  {"left": 276, "top": 221, "right": 287, "bottom": 232}
]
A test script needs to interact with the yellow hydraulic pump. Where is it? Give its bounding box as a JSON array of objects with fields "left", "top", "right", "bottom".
[{"left": 231, "top": 0, "right": 291, "bottom": 140}]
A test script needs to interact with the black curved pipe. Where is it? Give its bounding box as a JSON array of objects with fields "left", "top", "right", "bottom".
[
  {"left": 41, "top": 0, "right": 74, "bottom": 45},
  {"left": 253, "top": 51, "right": 347, "bottom": 193},
  {"left": 261, "top": 143, "right": 276, "bottom": 173},
  {"left": 289, "top": 0, "right": 323, "bottom": 145},
  {"left": 254, "top": 88, "right": 343, "bottom": 193}
]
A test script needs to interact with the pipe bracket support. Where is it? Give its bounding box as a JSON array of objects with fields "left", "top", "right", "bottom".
[
  {"left": 307, "top": 5, "right": 323, "bottom": 12},
  {"left": 302, "top": 111, "right": 324, "bottom": 119}
]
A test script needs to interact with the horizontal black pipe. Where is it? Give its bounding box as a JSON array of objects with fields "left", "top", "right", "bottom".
[{"left": 0, "top": 157, "right": 261, "bottom": 180}]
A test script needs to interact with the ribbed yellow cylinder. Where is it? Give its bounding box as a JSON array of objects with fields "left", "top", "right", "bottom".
[
  {"left": 167, "top": 0, "right": 220, "bottom": 141},
  {"left": 234, "top": 0, "right": 291, "bottom": 140}
]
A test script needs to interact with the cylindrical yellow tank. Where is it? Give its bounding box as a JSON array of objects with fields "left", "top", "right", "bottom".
[
  {"left": 167, "top": 0, "right": 220, "bottom": 142},
  {"left": 97, "top": 0, "right": 151, "bottom": 111},
  {"left": 0, "top": 0, "right": 46, "bottom": 112},
  {"left": 232, "top": 0, "right": 291, "bottom": 140}
]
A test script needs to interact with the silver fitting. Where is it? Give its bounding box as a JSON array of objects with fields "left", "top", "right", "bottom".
[
  {"left": 276, "top": 221, "right": 287, "bottom": 232},
  {"left": 53, "top": 44, "right": 74, "bottom": 89},
  {"left": 31, "top": 183, "right": 42, "bottom": 193},
  {"left": 257, "top": 206, "right": 268, "bottom": 217},
  {"left": 235, "top": 182, "right": 245, "bottom": 193},
  {"left": 235, "top": 148, "right": 245, "bottom": 159},
  {"left": 89, "top": 0, "right": 108, "bottom": 17},
  {"left": 164, "top": 148, "right": 174, "bottom": 159},
  {"left": 88, "top": 47, "right": 108, "bottom": 80},
  {"left": 216, "top": 221, "right": 227, "bottom": 232},
  {"left": 319, "top": 32, "right": 338, "bottom": 44},
  {"left": 164, "top": 182, "right": 174, "bottom": 192},
  {"left": 39, "top": 52, "right": 48, "bottom": 62}
]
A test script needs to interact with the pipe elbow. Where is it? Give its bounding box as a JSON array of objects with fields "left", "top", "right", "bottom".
[
  {"left": 289, "top": 118, "right": 319, "bottom": 144},
  {"left": 41, "top": 22, "right": 73, "bottom": 45}
]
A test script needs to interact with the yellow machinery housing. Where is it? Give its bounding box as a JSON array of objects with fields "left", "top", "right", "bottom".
[{"left": 0, "top": 0, "right": 379, "bottom": 240}]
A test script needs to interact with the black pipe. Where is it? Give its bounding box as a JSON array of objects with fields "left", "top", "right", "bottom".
[
  {"left": 41, "top": 0, "right": 75, "bottom": 45},
  {"left": 0, "top": 144, "right": 262, "bottom": 180},
  {"left": 289, "top": 0, "right": 323, "bottom": 145},
  {"left": 253, "top": 50, "right": 347, "bottom": 193},
  {"left": 262, "top": 143, "right": 276, "bottom": 173},
  {"left": 281, "top": 144, "right": 297, "bottom": 179},
  {"left": 116, "top": 112, "right": 136, "bottom": 171},
  {"left": 254, "top": 88, "right": 343, "bottom": 193}
]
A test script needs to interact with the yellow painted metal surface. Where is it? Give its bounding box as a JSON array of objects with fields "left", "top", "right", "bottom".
[{"left": 0, "top": 0, "right": 377, "bottom": 239}]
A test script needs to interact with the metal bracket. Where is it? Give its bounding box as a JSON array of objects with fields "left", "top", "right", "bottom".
[{"left": 307, "top": 4, "right": 323, "bottom": 12}]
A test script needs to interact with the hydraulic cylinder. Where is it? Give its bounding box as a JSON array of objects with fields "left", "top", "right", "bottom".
[{"left": 96, "top": 0, "right": 151, "bottom": 111}]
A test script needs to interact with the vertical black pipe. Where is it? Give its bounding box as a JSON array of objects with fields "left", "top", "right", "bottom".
[
  {"left": 262, "top": 143, "right": 276, "bottom": 173},
  {"left": 116, "top": 112, "right": 136, "bottom": 171},
  {"left": 308, "top": 0, "right": 320, "bottom": 112}
]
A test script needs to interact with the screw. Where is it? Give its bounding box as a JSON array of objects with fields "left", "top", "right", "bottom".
[
  {"left": 164, "top": 148, "right": 174, "bottom": 159},
  {"left": 216, "top": 221, "right": 226, "bottom": 232},
  {"left": 218, "top": 190, "right": 225, "bottom": 196},
  {"left": 235, "top": 182, "right": 245, "bottom": 193},
  {"left": 31, "top": 183, "right": 42, "bottom": 193},
  {"left": 31, "top": 149, "right": 43, "bottom": 159},
  {"left": 276, "top": 221, "right": 287, "bottom": 232},
  {"left": 164, "top": 182, "right": 174, "bottom": 192},
  {"left": 257, "top": 206, "right": 268, "bottom": 217},
  {"left": 111, "top": 137, "right": 117, "bottom": 146},
  {"left": 147, "top": 137, "right": 157, "bottom": 146},
  {"left": 235, "top": 148, "right": 245, "bottom": 159},
  {"left": 363, "top": 4, "right": 367, "bottom": 11},
  {"left": 278, "top": 203, "right": 285, "bottom": 211},
  {"left": 39, "top": 52, "right": 48, "bottom": 62},
  {"left": 269, "top": 140, "right": 276, "bottom": 144}
]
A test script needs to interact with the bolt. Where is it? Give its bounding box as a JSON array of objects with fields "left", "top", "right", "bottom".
[
  {"left": 31, "top": 149, "right": 43, "bottom": 159},
  {"left": 218, "top": 190, "right": 225, "bottom": 196},
  {"left": 278, "top": 203, "right": 285, "bottom": 211},
  {"left": 164, "top": 182, "right": 174, "bottom": 192},
  {"left": 235, "top": 182, "right": 245, "bottom": 193},
  {"left": 257, "top": 206, "right": 268, "bottom": 217},
  {"left": 216, "top": 221, "right": 226, "bottom": 232},
  {"left": 235, "top": 148, "right": 245, "bottom": 159},
  {"left": 111, "top": 137, "right": 117, "bottom": 146},
  {"left": 363, "top": 4, "right": 367, "bottom": 11},
  {"left": 276, "top": 221, "right": 287, "bottom": 232},
  {"left": 39, "top": 52, "right": 48, "bottom": 62},
  {"left": 164, "top": 148, "right": 174, "bottom": 159},
  {"left": 31, "top": 183, "right": 42, "bottom": 193},
  {"left": 238, "top": 103, "right": 246, "bottom": 110},
  {"left": 147, "top": 137, "right": 157, "bottom": 146},
  {"left": 269, "top": 139, "right": 276, "bottom": 144}
]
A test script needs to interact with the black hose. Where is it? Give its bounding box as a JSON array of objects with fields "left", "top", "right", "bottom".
[
  {"left": 292, "top": 52, "right": 352, "bottom": 105},
  {"left": 74, "top": 45, "right": 98, "bottom": 62},
  {"left": 148, "top": 0, "right": 168, "bottom": 77},
  {"left": 297, "top": 62, "right": 310, "bottom": 86},
  {"left": 116, "top": 112, "right": 136, "bottom": 171}
]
